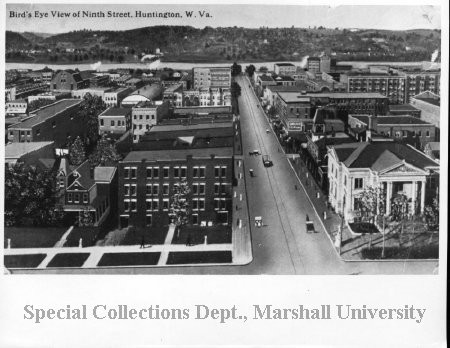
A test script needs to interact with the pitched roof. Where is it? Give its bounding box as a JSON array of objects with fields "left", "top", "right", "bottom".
[
  {"left": 5, "top": 141, "right": 54, "bottom": 159},
  {"left": 332, "top": 142, "right": 438, "bottom": 171},
  {"left": 9, "top": 99, "right": 82, "bottom": 129}
]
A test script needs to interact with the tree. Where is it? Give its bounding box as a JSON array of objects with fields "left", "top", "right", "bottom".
[
  {"left": 231, "top": 62, "right": 242, "bottom": 76},
  {"left": 79, "top": 93, "right": 107, "bottom": 146},
  {"left": 69, "top": 136, "right": 86, "bottom": 166},
  {"left": 78, "top": 206, "right": 94, "bottom": 227},
  {"left": 245, "top": 64, "right": 256, "bottom": 78},
  {"left": 356, "top": 185, "right": 386, "bottom": 251},
  {"left": 356, "top": 185, "right": 386, "bottom": 224},
  {"left": 88, "top": 134, "right": 121, "bottom": 167},
  {"left": 424, "top": 197, "right": 439, "bottom": 231},
  {"left": 4, "top": 163, "right": 63, "bottom": 226},
  {"left": 168, "top": 179, "right": 191, "bottom": 232},
  {"left": 28, "top": 98, "right": 55, "bottom": 112},
  {"left": 268, "top": 105, "right": 277, "bottom": 119},
  {"left": 230, "top": 81, "right": 241, "bottom": 98}
]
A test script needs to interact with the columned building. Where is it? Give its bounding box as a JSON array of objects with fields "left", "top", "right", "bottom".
[{"left": 327, "top": 142, "right": 439, "bottom": 222}]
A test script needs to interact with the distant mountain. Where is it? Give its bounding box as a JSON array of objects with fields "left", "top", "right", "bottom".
[
  {"left": 6, "top": 26, "right": 441, "bottom": 64},
  {"left": 6, "top": 31, "right": 31, "bottom": 49},
  {"left": 20, "top": 32, "right": 52, "bottom": 42}
]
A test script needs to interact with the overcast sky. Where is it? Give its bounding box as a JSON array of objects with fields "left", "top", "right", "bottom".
[{"left": 6, "top": 4, "right": 441, "bottom": 34}]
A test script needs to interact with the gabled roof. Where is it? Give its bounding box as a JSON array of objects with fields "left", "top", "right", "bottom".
[
  {"left": 67, "top": 161, "right": 95, "bottom": 191},
  {"left": 332, "top": 142, "right": 438, "bottom": 171}
]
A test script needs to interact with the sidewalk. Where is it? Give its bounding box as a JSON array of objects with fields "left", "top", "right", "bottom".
[{"left": 231, "top": 156, "right": 253, "bottom": 265}]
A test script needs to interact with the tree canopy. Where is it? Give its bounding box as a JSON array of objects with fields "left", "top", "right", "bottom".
[
  {"left": 88, "top": 134, "right": 122, "bottom": 167},
  {"left": 168, "top": 179, "right": 191, "bottom": 228},
  {"left": 4, "top": 163, "right": 63, "bottom": 226}
]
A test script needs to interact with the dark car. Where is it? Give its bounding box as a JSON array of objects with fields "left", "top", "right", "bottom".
[{"left": 306, "top": 221, "right": 315, "bottom": 233}]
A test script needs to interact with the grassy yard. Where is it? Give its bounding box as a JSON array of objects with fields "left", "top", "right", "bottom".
[
  {"left": 172, "top": 225, "right": 232, "bottom": 245},
  {"left": 97, "top": 252, "right": 161, "bottom": 267},
  {"left": 4, "top": 254, "right": 47, "bottom": 268},
  {"left": 64, "top": 227, "right": 100, "bottom": 248},
  {"left": 361, "top": 245, "right": 439, "bottom": 260},
  {"left": 167, "top": 251, "right": 232, "bottom": 265},
  {"left": 120, "top": 226, "right": 169, "bottom": 246},
  {"left": 46, "top": 253, "right": 90, "bottom": 268},
  {"left": 4, "top": 227, "right": 68, "bottom": 249}
]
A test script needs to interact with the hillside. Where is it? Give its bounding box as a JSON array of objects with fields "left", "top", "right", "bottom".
[
  {"left": 5, "top": 31, "right": 31, "bottom": 49},
  {"left": 6, "top": 26, "right": 441, "bottom": 64}
]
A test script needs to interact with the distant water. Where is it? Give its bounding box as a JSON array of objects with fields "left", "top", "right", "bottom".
[{"left": 6, "top": 60, "right": 439, "bottom": 72}]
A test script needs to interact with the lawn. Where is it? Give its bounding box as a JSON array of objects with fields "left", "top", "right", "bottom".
[
  {"left": 46, "top": 253, "right": 90, "bottom": 268},
  {"left": 167, "top": 251, "right": 232, "bottom": 265},
  {"left": 4, "top": 227, "right": 68, "bottom": 249},
  {"left": 4, "top": 254, "right": 47, "bottom": 268},
  {"left": 120, "top": 226, "right": 168, "bottom": 246},
  {"left": 172, "top": 225, "right": 232, "bottom": 245},
  {"left": 97, "top": 252, "right": 161, "bottom": 267},
  {"left": 64, "top": 227, "right": 100, "bottom": 248},
  {"left": 361, "top": 245, "right": 439, "bottom": 260}
]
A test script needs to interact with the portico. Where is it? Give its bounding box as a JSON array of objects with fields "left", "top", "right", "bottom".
[{"left": 379, "top": 160, "right": 428, "bottom": 215}]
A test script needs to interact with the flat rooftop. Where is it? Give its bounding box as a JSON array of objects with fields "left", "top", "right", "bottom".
[
  {"left": 277, "top": 92, "right": 387, "bottom": 103},
  {"left": 5, "top": 141, "right": 54, "bottom": 159},
  {"left": 275, "top": 63, "right": 295, "bottom": 67},
  {"left": 9, "top": 99, "right": 82, "bottom": 129},
  {"left": 352, "top": 115, "right": 431, "bottom": 125},
  {"left": 122, "top": 147, "right": 234, "bottom": 162},
  {"left": 149, "top": 122, "right": 233, "bottom": 133},
  {"left": 414, "top": 97, "right": 440, "bottom": 107},
  {"left": 100, "top": 107, "right": 131, "bottom": 117}
]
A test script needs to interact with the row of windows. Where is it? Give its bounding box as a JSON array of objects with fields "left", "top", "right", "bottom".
[
  {"left": 123, "top": 166, "right": 227, "bottom": 179},
  {"left": 67, "top": 192, "right": 89, "bottom": 204},
  {"left": 380, "top": 130, "right": 431, "bottom": 137},
  {"left": 123, "top": 197, "right": 230, "bottom": 213},
  {"left": 100, "top": 119, "right": 126, "bottom": 127},
  {"left": 133, "top": 114, "right": 156, "bottom": 120},
  {"left": 124, "top": 183, "right": 228, "bottom": 196}
]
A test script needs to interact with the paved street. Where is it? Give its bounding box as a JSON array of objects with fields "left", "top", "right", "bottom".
[{"left": 9, "top": 75, "right": 437, "bottom": 275}]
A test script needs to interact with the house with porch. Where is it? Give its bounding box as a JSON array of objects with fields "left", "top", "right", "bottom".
[
  {"left": 327, "top": 142, "right": 439, "bottom": 222},
  {"left": 56, "top": 158, "right": 117, "bottom": 226}
]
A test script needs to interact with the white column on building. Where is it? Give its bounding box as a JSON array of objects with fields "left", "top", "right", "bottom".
[
  {"left": 420, "top": 179, "right": 426, "bottom": 213},
  {"left": 386, "top": 181, "right": 393, "bottom": 215},
  {"left": 411, "top": 181, "right": 418, "bottom": 214}
]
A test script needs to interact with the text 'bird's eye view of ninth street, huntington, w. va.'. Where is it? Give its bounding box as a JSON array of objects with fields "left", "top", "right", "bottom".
[{"left": 3, "top": 3, "right": 443, "bottom": 275}]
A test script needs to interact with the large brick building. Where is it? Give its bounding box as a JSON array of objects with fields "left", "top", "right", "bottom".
[
  {"left": 7, "top": 99, "right": 83, "bottom": 147},
  {"left": 192, "top": 67, "right": 231, "bottom": 89},
  {"left": 98, "top": 107, "right": 132, "bottom": 136},
  {"left": 118, "top": 147, "right": 234, "bottom": 229},
  {"left": 131, "top": 101, "right": 170, "bottom": 142}
]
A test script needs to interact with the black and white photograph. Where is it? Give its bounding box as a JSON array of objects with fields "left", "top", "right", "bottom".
[{"left": 0, "top": 1, "right": 447, "bottom": 346}]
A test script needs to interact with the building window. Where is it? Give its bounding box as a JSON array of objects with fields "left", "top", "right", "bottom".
[
  {"left": 111, "top": 120, "right": 115, "bottom": 126},
  {"left": 162, "top": 199, "right": 169, "bottom": 211},
  {"left": 131, "top": 168, "right": 137, "bottom": 179},
  {"left": 146, "top": 215, "right": 152, "bottom": 226},
  {"left": 192, "top": 183, "right": 199, "bottom": 195},
  {"left": 198, "top": 198, "right": 205, "bottom": 211},
  {"left": 199, "top": 183, "right": 206, "bottom": 195},
  {"left": 67, "top": 193, "right": 73, "bottom": 203},
  {"left": 52, "top": 121, "right": 56, "bottom": 128},
  {"left": 192, "top": 214, "right": 199, "bottom": 225},
  {"left": 83, "top": 193, "right": 89, "bottom": 204},
  {"left": 163, "top": 167, "right": 170, "bottom": 178},
  {"left": 174, "top": 167, "right": 180, "bottom": 178},
  {"left": 181, "top": 166, "right": 187, "bottom": 178},
  {"left": 74, "top": 193, "right": 80, "bottom": 203},
  {"left": 193, "top": 166, "right": 199, "bottom": 178},
  {"left": 354, "top": 178, "right": 363, "bottom": 190},
  {"left": 426, "top": 130, "right": 430, "bottom": 137},
  {"left": 199, "top": 166, "right": 206, "bottom": 178},
  {"left": 163, "top": 184, "right": 169, "bottom": 195}
]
